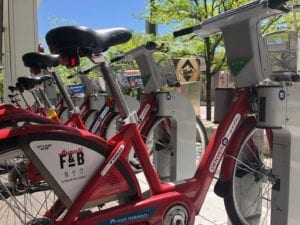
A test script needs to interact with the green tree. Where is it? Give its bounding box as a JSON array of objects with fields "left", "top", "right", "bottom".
[
  {"left": 142, "top": 0, "right": 249, "bottom": 120},
  {"left": 143, "top": 0, "right": 298, "bottom": 120},
  {"left": 39, "top": 2, "right": 299, "bottom": 117}
]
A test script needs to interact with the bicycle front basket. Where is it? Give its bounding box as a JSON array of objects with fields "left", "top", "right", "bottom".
[
  {"left": 264, "top": 30, "right": 298, "bottom": 81},
  {"left": 158, "top": 58, "right": 180, "bottom": 87}
]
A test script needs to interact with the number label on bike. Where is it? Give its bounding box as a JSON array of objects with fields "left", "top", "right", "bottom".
[{"left": 278, "top": 89, "right": 285, "bottom": 101}]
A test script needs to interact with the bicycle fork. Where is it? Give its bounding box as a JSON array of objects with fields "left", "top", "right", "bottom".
[{"left": 213, "top": 88, "right": 258, "bottom": 198}]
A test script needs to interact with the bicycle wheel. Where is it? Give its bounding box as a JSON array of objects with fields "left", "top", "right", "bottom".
[
  {"left": 141, "top": 116, "right": 208, "bottom": 180},
  {"left": 82, "top": 110, "right": 98, "bottom": 131},
  {"left": 150, "top": 116, "right": 208, "bottom": 164},
  {"left": 102, "top": 113, "right": 119, "bottom": 139},
  {"left": 0, "top": 129, "right": 141, "bottom": 225},
  {"left": 0, "top": 154, "right": 57, "bottom": 225},
  {"left": 195, "top": 116, "right": 208, "bottom": 163},
  {"left": 85, "top": 109, "right": 119, "bottom": 139},
  {"left": 224, "top": 128, "right": 274, "bottom": 225}
]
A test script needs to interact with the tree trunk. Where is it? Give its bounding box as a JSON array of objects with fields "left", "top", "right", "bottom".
[
  {"left": 206, "top": 74, "right": 212, "bottom": 121},
  {"left": 204, "top": 36, "right": 213, "bottom": 121}
]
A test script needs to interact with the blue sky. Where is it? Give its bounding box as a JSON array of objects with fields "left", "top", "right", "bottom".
[{"left": 37, "top": 0, "right": 152, "bottom": 39}]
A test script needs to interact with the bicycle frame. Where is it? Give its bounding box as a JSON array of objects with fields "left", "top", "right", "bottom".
[
  {"left": 0, "top": 85, "right": 257, "bottom": 225},
  {"left": 0, "top": 103, "right": 60, "bottom": 129},
  {"left": 0, "top": 1, "right": 291, "bottom": 224},
  {"left": 87, "top": 96, "right": 118, "bottom": 137},
  {"left": 0, "top": 90, "right": 86, "bottom": 130}
]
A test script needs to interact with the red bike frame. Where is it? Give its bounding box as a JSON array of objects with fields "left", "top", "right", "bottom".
[
  {"left": 0, "top": 89, "right": 86, "bottom": 130},
  {"left": 0, "top": 87, "right": 257, "bottom": 225}
]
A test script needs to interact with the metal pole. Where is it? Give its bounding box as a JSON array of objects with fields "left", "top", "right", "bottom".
[{"left": 145, "top": 0, "right": 157, "bottom": 36}]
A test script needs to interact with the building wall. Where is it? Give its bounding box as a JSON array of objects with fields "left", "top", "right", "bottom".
[{"left": 2, "top": 0, "right": 38, "bottom": 103}]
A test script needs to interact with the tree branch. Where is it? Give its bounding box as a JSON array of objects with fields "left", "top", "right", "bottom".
[
  {"left": 211, "top": 34, "right": 223, "bottom": 55},
  {"left": 211, "top": 56, "right": 226, "bottom": 75},
  {"left": 261, "top": 15, "right": 283, "bottom": 34}
]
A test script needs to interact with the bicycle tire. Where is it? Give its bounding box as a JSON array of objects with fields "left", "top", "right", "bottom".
[
  {"left": 0, "top": 128, "right": 140, "bottom": 225},
  {"left": 0, "top": 143, "right": 57, "bottom": 225},
  {"left": 58, "top": 107, "right": 69, "bottom": 124},
  {"left": 83, "top": 110, "right": 99, "bottom": 131},
  {"left": 85, "top": 109, "right": 119, "bottom": 139},
  {"left": 195, "top": 116, "right": 208, "bottom": 163},
  {"left": 224, "top": 128, "right": 273, "bottom": 225},
  {"left": 100, "top": 112, "right": 119, "bottom": 139},
  {"left": 141, "top": 116, "right": 208, "bottom": 180}
]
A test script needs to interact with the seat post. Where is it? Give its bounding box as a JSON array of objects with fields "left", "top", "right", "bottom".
[
  {"left": 38, "top": 88, "right": 53, "bottom": 110},
  {"left": 49, "top": 69, "right": 78, "bottom": 113},
  {"left": 98, "top": 60, "right": 135, "bottom": 122}
]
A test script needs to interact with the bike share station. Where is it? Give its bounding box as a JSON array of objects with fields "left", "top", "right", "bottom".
[
  {"left": 1, "top": 0, "right": 300, "bottom": 225},
  {"left": 211, "top": 3, "right": 300, "bottom": 225},
  {"left": 147, "top": 1, "right": 300, "bottom": 224}
]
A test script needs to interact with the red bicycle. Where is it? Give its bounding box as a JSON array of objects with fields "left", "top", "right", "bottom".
[
  {"left": 22, "top": 52, "right": 125, "bottom": 137},
  {"left": 0, "top": 75, "right": 61, "bottom": 129},
  {"left": 0, "top": 1, "right": 293, "bottom": 225}
]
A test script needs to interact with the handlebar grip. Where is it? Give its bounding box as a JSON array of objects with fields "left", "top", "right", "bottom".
[
  {"left": 269, "top": 0, "right": 289, "bottom": 11},
  {"left": 8, "top": 86, "right": 16, "bottom": 92},
  {"left": 67, "top": 68, "right": 91, "bottom": 79},
  {"left": 111, "top": 55, "right": 125, "bottom": 63},
  {"left": 67, "top": 75, "right": 74, "bottom": 79},
  {"left": 173, "top": 26, "right": 194, "bottom": 38},
  {"left": 145, "top": 41, "right": 158, "bottom": 50},
  {"left": 79, "top": 67, "right": 93, "bottom": 75}
]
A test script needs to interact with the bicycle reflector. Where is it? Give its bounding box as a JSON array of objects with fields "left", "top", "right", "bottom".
[
  {"left": 30, "top": 67, "right": 41, "bottom": 75},
  {"left": 60, "top": 54, "right": 80, "bottom": 68},
  {"left": 38, "top": 44, "right": 45, "bottom": 53}
]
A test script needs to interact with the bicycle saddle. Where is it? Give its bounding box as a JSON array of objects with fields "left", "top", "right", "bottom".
[
  {"left": 8, "top": 86, "right": 18, "bottom": 92},
  {"left": 45, "top": 26, "right": 132, "bottom": 56},
  {"left": 16, "top": 75, "right": 53, "bottom": 91},
  {"left": 22, "top": 52, "right": 60, "bottom": 69}
]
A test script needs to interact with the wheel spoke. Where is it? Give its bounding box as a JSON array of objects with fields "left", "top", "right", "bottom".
[{"left": 225, "top": 129, "right": 273, "bottom": 225}]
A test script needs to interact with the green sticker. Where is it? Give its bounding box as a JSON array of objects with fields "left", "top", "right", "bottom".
[{"left": 228, "top": 56, "right": 251, "bottom": 76}]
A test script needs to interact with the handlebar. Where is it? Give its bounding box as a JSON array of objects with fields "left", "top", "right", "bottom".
[
  {"left": 67, "top": 65, "right": 101, "bottom": 79},
  {"left": 173, "top": 0, "right": 290, "bottom": 38},
  {"left": 110, "top": 41, "right": 168, "bottom": 63},
  {"left": 8, "top": 86, "right": 17, "bottom": 92},
  {"left": 173, "top": 24, "right": 201, "bottom": 38},
  {"left": 110, "top": 55, "right": 125, "bottom": 63},
  {"left": 269, "top": 0, "right": 289, "bottom": 11}
]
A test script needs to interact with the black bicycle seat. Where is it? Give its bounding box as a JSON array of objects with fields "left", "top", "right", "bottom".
[
  {"left": 45, "top": 26, "right": 132, "bottom": 56},
  {"left": 22, "top": 52, "right": 60, "bottom": 69},
  {"left": 37, "top": 75, "right": 53, "bottom": 84},
  {"left": 16, "top": 75, "right": 53, "bottom": 90},
  {"left": 8, "top": 86, "right": 18, "bottom": 92}
]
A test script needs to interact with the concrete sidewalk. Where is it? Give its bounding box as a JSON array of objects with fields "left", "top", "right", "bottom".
[
  {"left": 196, "top": 107, "right": 229, "bottom": 225},
  {"left": 194, "top": 179, "right": 228, "bottom": 225}
]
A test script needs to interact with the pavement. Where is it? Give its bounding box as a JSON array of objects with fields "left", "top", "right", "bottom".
[
  {"left": 195, "top": 107, "right": 229, "bottom": 225},
  {"left": 194, "top": 179, "right": 228, "bottom": 225},
  {"left": 194, "top": 118, "right": 228, "bottom": 225}
]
